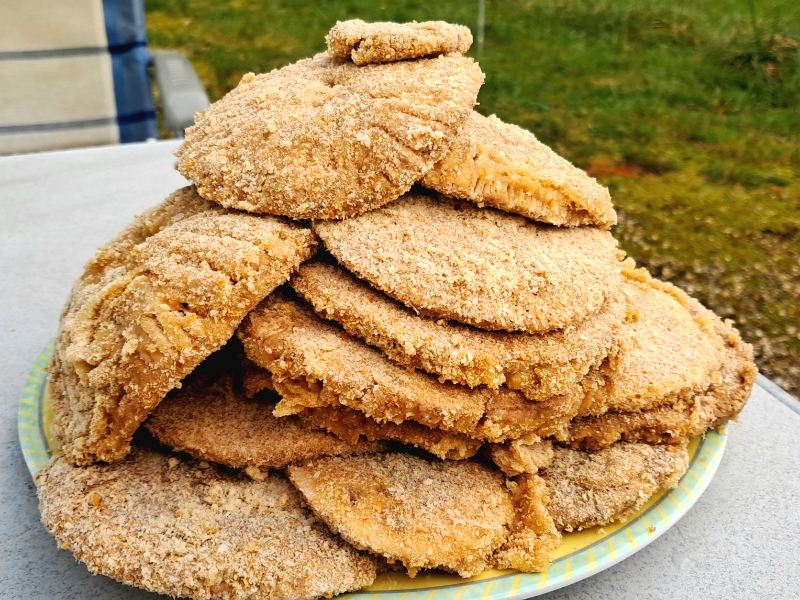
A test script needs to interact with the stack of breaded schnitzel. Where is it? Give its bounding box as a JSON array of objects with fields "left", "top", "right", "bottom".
[{"left": 36, "top": 19, "right": 757, "bottom": 600}]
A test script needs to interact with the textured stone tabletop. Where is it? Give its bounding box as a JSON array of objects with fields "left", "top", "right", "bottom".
[{"left": 1, "top": 142, "right": 799, "bottom": 599}]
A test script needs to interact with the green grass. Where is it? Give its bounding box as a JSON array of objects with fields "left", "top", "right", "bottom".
[{"left": 145, "top": 0, "right": 800, "bottom": 395}]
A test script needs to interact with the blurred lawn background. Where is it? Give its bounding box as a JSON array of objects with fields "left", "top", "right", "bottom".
[{"left": 145, "top": 0, "right": 800, "bottom": 395}]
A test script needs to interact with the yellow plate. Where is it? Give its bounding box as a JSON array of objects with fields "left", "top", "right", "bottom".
[{"left": 19, "top": 342, "right": 726, "bottom": 598}]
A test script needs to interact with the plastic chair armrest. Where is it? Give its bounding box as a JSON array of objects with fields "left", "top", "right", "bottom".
[{"left": 152, "top": 50, "right": 210, "bottom": 136}]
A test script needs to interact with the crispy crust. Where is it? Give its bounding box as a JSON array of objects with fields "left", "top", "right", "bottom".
[
  {"left": 51, "top": 187, "right": 317, "bottom": 465},
  {"left": 238, "top": 293, "right": 581, "bottom": 442},
  {"left": 314, "top": 194, "right": 622, "bottom": 332},
  {"left": 576, "top": 266, "right": 727, "bottom": 417},
  {"left": 287, "top": 453, "right": 513, "bottom": 577},
  {"left": 145, "top": 349, "right": 385, "bottom": 470},
  {"left": 241, "top": 292, "right": 485, "bottom": 431},
  {"left": 298, "top": 406, "right": 483, "bottom": 460},
  {"left": 422, "top": 112, "right": 615, "bottom": 228},
  {"left": 292, "top": 261, "right": 627, "bottom": 399},
  {"left": 493, "top": 474, "right": 561, "bottom": 572},
  {"left": 36, "top": 448, "right": 377, "bottom": 600},
  {"left": 326, "top": 20, "right": 472, "bottom": 65},
  {"left": 478, "top": 385, "right": 582, "bottom": 442},
  {"left": 564, "top": 303, "right": 757, "bottom": 450},
  {"left": 488, "top": 437, "right": 555, "bottom": 477},
  {"left": 175, "top": 53, "right": 483, "bottom": 220},
  {"left": 542, "top": 443, "right": 690, "bottom": 532}
]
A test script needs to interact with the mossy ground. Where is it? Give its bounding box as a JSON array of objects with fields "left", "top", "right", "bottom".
[{"left": 145, "top": 0, "right": 800, "bottom": 394}]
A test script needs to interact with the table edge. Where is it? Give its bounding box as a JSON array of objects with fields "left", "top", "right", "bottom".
[{"left": 757, "top": 374, "right": 800, "bottom": 416}]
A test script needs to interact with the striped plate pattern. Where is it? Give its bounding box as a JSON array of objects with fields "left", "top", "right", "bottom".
[
  {"left": 19, "top": 342, "right": 727, "bottom": 598},
  {"left": 18, "top": 341, "right": 54, "bottom": 475}
]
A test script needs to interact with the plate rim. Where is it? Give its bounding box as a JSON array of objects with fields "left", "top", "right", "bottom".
[{"left": 19, "top": 342, "right": 727, "bottom": 599}]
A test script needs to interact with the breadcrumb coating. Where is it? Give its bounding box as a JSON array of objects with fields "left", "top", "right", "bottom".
[
  {"left": 477, "top": 385, "right": 582, "bottom": 442},
  {"left": 51, "top": 187, "right": 317, "bottom": 465},
  {"left": 542, "top": 443, "right": 690, "bottom": 532},
  {"left": 145, "top": 348, "right": 385, "bottom": 470},
  {"left": 175, "top": 53, "right": 483, "bottom": 220},
  {"left": 488, "top": 436, "right": 555, "bottom": 477},
  {"left": 564, "top": 303, "right": 757, "bottom": 450},
  {"left": 238, "top": 293, "right": 581, "bottom": 442},
  {"left": 422, "top": 112, "right": 616, "bottom": 228},
  {"left": 493, "top": 474, "right": 561, "bottom": 572},
  {"left": 292, "top": 261, "right": 627, "bottom": 399},
  {"left": 577, "top": 266, "right": 726, "bottom": 417},
  {"left": 298, "top": 406, "right": 482, "bottom": 460},
  {"left": 314, "top": 194, "right": 622, "bottom": 332},
  {"left": 288, "top": 453, "right": 513, "bottom": 577},
  {"left": 326, "top": 20, "right": 472, "bottom": 65},
  {"left": 36, "top": 448, "right": 377, "bottom": 600},
  {"left": 241, "top": 292, "right": 484, "bottom": 430}
]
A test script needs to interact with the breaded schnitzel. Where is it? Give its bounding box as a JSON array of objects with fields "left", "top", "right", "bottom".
[
  {"left": 292, "top": 260, "right": 628, "bottom": 400},
  {"left": 288, "top": 452, "right": 513, "bottom": 577},
  {"left": 576, "top": 264, "right": 726, "bottom": 417},
  {"left": 422, "top": 112, "right": 616, "bottom": 228},
  {"left": 238, "top": 293, "right": 582, "bottom": 442},
  {"left": 326, "top": 20, "right": 472, "bottom": 65},
  {"left": 36, "top": 447, "right": 377, "bottom": 599},
  {"left": 50, "top": 186, "right": 317, "bottom": 465},
  {"left": 314, "top": 193, "right": 623, "bottom": 332},
  {"left": 564, "top": 305, "right": 756, "bottom": 450},
  {"left": 542, "top": 442, "right": 689, "bottom": 531},
  {"left": 176, "top": 54, "right": 482, "bottom": 219}
]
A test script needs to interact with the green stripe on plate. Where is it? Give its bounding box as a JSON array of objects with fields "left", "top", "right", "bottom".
[{"left": 18, "top": 342, "right": 54, "bottom": 476}]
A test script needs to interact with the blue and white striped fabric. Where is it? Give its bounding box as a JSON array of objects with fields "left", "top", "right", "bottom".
[{"left": 0, "top": 0, "right": 158, "bottom": 155}]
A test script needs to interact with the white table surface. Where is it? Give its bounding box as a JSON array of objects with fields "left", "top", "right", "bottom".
[{"left": 1, "top": 142, "right": 799, "bottom": 600}]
